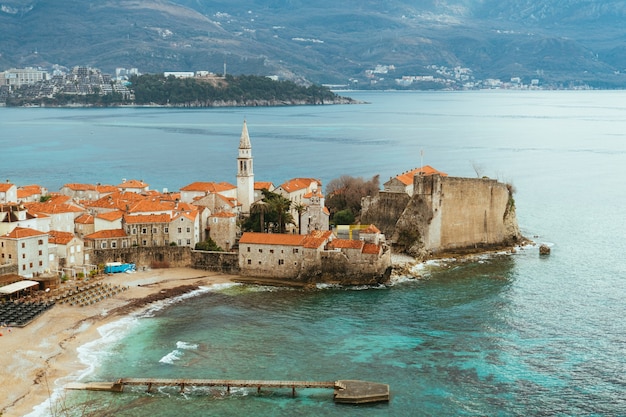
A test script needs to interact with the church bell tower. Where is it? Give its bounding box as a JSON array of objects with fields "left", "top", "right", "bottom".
[{"left": 237, "top": 120, "right": 254, "bottom": 214}]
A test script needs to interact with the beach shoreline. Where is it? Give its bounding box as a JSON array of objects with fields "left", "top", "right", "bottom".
[{"left": 0, "top": 268, "right": 237, "bottom": 417}]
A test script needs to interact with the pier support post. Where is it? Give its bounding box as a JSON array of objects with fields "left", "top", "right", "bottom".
[{"left": 147, "top": 383, "right": 152, "bottom": 393}]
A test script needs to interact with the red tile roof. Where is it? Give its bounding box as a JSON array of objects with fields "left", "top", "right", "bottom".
[
  {"left": 84, "top": 229, "right": 127, "bottom": 239},
  {"left": 17, "top": 185, "right": 43, "bottom": 199},
  {"left": 0, "top": 183, "right": 15, "bottom": 192},
  {"left": 123, "top": 214, "right": 171, "bottom": 224},
  {"left": 239, "top": 232, "right": 306, "bottom": 246},
  {"left": 117, "top": 179, "right": 149, "bottom": 189},
  {"left": 75, "top": 213, "right": 94, "bottom": 224},
  {"left": 302, "top": 230, "right": 333, "bottom": 249},
  {"left": 97, "top": 210, "right": 125, "bottom": 222},
  {"left": 328, "top": 239, "right": 364, "bottom": 250},
  {"left": 2, "top": 227, "right": 47, "bottom": 239},
  {"left": 210, "top": 211, "right": 237, "bottom": 218},
  {"left": 362, "top": 243, "right": 381, "bottom": 255},
  {"left": 279, "top": 178, "right": 321, "bottom": 193},
  {"left": 254, "top": 181, "right": 274, "bottom": 190},
  {"left": 48, "top": 230, "right": 75, "bottom": 245},
  {"left": 180, "top": 182, "right": 236, "bottom": 193},
  {"left": 395, "top": 165, "right": 447, "bottom": 185},
  {"left": 362, "top": 224, "right": 381, "bottom": 234}
]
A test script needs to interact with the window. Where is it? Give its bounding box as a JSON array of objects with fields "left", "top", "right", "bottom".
[
  {"left": 21, "top": 242, "right": 26, "bottom": 248},
  {"left": 247, "top": 259, "right": 252, "bottom": 265},
  {"left": 38, "top": 239, "right": 43, "bottom": 245},
  {"left": 22, "top": 253, "right": 26, "bottom": 259},
  {"left": 270, "top": 249, "right": 274, "bottom": 254},
  {"left": 122, "top": 241, "right": 128, "bottom": 248},
  {"left": 293, "top": 248, "right": 299, "bottom": 254},
  {"left": 142, "top": 228, "right": 147, "bottom": 234},
  {"left": 101, "top": 242, "right": 107, "bottom": 249},
  {"left": 39, "top": 261, "right": 43, "bottom": 266},
  {"left": 132, "top": 228, "right": 137, "bottom": 235},
  {"left": 142, "top": 240, "right": 147, "bottom": 246},
  {"left": 164, "top": 227, "right": 169, "bottom": 233},
  {"left": 178, "top": 227, "right": 182, "bottom": 233},
  {"left": 38, "top": 250, "right": 42, "bottom": 256},
  {"left": 178, "top": 239, "right": 182, "bottom": 246},
  {"left": 153, "top": 228, "right": 158, "bottom": 234},
  {"left": 247, "top": 247, "right": 251, "bottom": 252},
  {"left": 8, "top": 254, "right": 11, "bottom": 259},
  {"left": 77, "top": 246, "right": 81, "bottom": 252},
  {"left": 22, "top": 265, "right": 26, "bottom": 271},
  {"left": 1, "top": 254, "right": 3, "bottom": 258},
  {"left": 111, "top": 242, "right": 117, "bottom": 248},
  {"left": 259, "top": 249, "right": 263, "bottom": 253},
  {"left": 278, "top": 259, "right": 284, "bottom": 265},
  {"left": 186, "top": 239, "right": 191, "bottom": 245},
  {"left": 186, "top": 227, "right": 191, "bottom": 233},
  {"left": 165, "top": 240, "right": 169, "bottom": 245},
  {"left": 29, "top": 262, "right": 33, "bottom": 268}
]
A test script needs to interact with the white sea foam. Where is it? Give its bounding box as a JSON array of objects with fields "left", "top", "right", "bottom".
[
  {"left": 176, "top": 340, "right": 198, "bottom": 350},
  {"left": 139, "top": 282, "right": 240, "bottom": 318},
  {"left": 159, "top": 349, "right": 183, "bottom": 364},
  {"left": 25, "top": 281, "right": 240, "bottom": 416},
  {"left": 25, "top": 315, "right": 140, "bottom": 417}
]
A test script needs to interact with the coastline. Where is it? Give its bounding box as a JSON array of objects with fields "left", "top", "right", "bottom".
[
  {"left": 0, "top": 268, "right": 237, "bottom": 417},
  {"left": 0, "top": 245, "right": 530, "bottom": 417}
]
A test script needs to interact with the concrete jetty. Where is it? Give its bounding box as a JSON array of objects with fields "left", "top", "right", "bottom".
[{"left": 66, "top": 378, "right": 390, "bottom": 404}]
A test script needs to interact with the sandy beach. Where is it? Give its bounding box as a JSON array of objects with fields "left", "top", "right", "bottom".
[{"left": 0, "top": 268, "right": 237, "bottom": 417}]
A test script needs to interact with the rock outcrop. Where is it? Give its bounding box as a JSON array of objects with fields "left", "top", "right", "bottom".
[{"left": 362, "top": 174, "right": 524, "bottom": 260}]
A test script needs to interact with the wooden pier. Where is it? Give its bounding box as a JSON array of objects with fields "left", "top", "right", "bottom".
[{"left": 66, "top": 378, "right": 389, "bottom": 404}]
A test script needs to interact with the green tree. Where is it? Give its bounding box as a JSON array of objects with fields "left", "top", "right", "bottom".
[
  {"left": 195, "top": 237, "right": 223, "bottom": 251},
  {"left": 293, "top": 203, "right": 306, "bottom": 234},
  {"left": 333, "top": 209, "right": 355, "bottom": 225}
]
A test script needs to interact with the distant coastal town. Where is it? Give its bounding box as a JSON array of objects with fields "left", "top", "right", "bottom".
[{"left": 0, "top": 66, "right": 353, "bottom": 107}]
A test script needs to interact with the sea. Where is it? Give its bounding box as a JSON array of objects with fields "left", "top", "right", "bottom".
[{"left": 2, "top": 90, "right": 626, "bottom": 416}]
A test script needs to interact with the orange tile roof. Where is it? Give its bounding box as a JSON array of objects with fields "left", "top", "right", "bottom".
[
  {"left": 180, "top": 181, "right": 236, "bottom": 193},
  {"left": 127, "top": 199, "right": 173, "bottom": 214},
  {"left": 87, "top": 191, "right": 145, "bottom": 210},
  {"left": 24, "top": 202, "right": 84, "bottom": 215},
  {"left": 0, "top": 183, "right": 15, "bottom": 192},
  {"left": 362, "top": 224, "right": 381, "bottom": 234},
  {"left": 96, "top": 184, "right": 118, "bottom": 194},
  {"left": 239, "top": 232, "right": 306, "bottom": 246},
  {"left": 279, "top": 178, "right": 321, "bottom": 193},
  {"left": 303, "top": 189, "right": 324, "bottom": 199},
  {"left": 172, "top": 211, "right": 198, "bottom": 222},
  {"left": 362, "top": 243, "right": 381, "bottom": 255},
  {"left": 17, "top": 185, "right": 43, "bottom": 198},
  {"left": 210, "top": 211, "right": 237, "bottom": 218},
  {"left": 48, "top": 230, "right": 75, "bottom": 245},
  {"left": 2, "top": 227, "right": 47, "bottom": 239},
  {"left": 117, "top": 179, "right": 149, "bottom": 189},
  {"left": 75, "top": 213, "right": 94, "bottom": 224},
  {"left": 84, "top": 229, "right": 127, "bottom": 239},
  {"left": 62, "top": 183, "right": 97, "bottom": 191},
  {"left": 302, "top": 230, "right": 333, "bottom": 249},
  {"left": 97, "top": 210, "right": 125, "bottom": 222},
  {"left": 123, "top": 214, "right": 171, "bottom": 224},
  {"left": 254, "top": 181, "right": 274, "bottom": 190},
  {"left": 395, "top": 165, "right": 448, "bottom": 186},
  {"left": 328, "top": 239, "right": 364, "bottom": 250}
]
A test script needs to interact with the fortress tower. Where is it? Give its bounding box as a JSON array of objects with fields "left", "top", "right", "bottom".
[{"left": 236, "top": 120, "right": 254, "bottom": 214}]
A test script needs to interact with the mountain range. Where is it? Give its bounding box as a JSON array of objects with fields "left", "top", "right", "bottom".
[{"left": 2, "top": 0, "right": 626, "bottom": 88}]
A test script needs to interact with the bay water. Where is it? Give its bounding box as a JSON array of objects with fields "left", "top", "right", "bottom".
[{"left": 2, "top": 91, "right": 625, "bottom": 416}]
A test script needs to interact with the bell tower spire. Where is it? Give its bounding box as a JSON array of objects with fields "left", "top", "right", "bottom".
[{"left": 237, "top": 120, "right": 254, "bottom": 213}]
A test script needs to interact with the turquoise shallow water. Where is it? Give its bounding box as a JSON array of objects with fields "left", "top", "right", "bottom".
[{"left": 4, "top": 90, "right": 626, "bottom": 416}]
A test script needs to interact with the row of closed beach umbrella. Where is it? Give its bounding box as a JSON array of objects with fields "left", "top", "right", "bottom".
[{"left": 55, "top": 282, "right": 128, "bottom": 307}]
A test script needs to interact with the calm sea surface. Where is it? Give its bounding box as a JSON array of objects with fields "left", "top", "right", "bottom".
[{"left": 3, "top": 90, "right": 626, "bottom": 416}]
